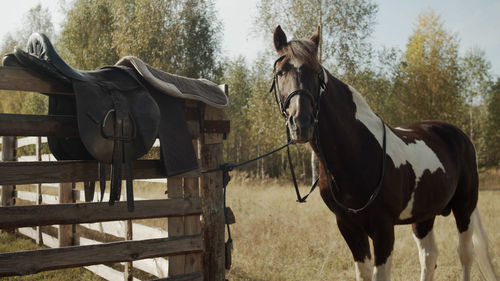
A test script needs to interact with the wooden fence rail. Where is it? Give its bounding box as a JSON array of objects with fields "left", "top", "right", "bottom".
[
  {"left": 0, "top": 235, "right": 202, "bottom": 277},
  {"left": 0, "top": 198, "right": 201, "bottom": 228}
]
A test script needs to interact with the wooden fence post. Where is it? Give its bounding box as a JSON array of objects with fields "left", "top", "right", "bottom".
[
  {"left": 124, "top": 219, "right": 133, "bottom": 281},
  {"left": 1, "top": 136, "right": 16, "bottom": 233},
  {"left": 35, "top": 136, "right": 43, "bottom": 245},
  {"left": 168, "top": 177, "right": 185, "bottom": 276},
  {"left": 58, "top": 182, "right": 74, "bottom": 247},
  {"left": 200, "top": 103, "right": 225, "bottom": 281},
  {"left": 184, "top": 139, "right": 202, "bottom": 274}
]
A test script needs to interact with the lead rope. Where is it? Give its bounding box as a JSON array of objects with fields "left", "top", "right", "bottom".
[{"left": 200, "top": 141, "right": 293, "bottom": 269}]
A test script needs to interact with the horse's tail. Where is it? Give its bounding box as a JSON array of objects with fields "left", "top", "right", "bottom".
[{"left": 471, "top": 208, "right": 498, "bottom": 281}]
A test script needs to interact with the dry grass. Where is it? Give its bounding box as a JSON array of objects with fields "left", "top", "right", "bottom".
[
  {"left": 479, "top": 168, "right": 500, "bottom": 190},
  {"left": 225, "top": 179, "right": 500, "bottom": 281},
  {"left": 2, "top": 172, "right": 499, "bottom": 280}
]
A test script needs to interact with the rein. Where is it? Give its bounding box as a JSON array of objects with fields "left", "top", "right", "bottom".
[{"left": 270, "top": 55, "right": 388, "bottom": 214}]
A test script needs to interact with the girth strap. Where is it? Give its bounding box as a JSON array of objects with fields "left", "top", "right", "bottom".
[{"left": 106, "top": 89, "right": 135, "bottom": 211}]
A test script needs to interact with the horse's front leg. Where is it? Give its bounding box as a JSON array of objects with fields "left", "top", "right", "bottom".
[
  {"left": 337, "top": 219, "right": 373, "bottom": 281},
  {"left": 371, "top": 221, "right": 395, "bottom": 281}
]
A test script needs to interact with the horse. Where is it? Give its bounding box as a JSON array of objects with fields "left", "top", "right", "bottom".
[{"left": 270, "top": 25, "right": 498, "bottom": 281}]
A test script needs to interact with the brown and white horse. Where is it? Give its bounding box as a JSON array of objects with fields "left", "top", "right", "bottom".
[{"left": 271, "top": 25, "right": 497, "bottom": 281}]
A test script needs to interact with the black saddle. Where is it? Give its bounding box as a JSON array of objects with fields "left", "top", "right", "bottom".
[{"left": 3, "top": 34, "right": 163, "bottom": 211}]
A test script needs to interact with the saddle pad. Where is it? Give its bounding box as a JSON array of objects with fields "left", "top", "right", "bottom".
[{"left": 116, "top": 56, "right": 229, "bottom": 109}]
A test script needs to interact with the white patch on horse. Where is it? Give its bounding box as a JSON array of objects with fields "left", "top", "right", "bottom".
[
  {"left": 348, "top": 86, "right": 445, "bottom": 220},
  {"left": 355, "top": 257, "right": 372, "bottom": 281},
  {"left": 395, "top": 127, "right": 413, "bottom": 132},
  {"left": 373, "top": 254, "right": 392, "bottom": 281},
  {"left": 289, "top": 57, "right": 303, "bottom": 68},
  {"left": 413, "top": 230, "right": 438, "bottom": 281}
]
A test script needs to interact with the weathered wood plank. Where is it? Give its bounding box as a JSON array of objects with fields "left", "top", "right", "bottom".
[
  {"left": 0, "top": 235, "right": 202, "bottom": 277},
  {"left": 124, "top": 219, "right": 134, "bottom": 281},
  {"left": 0, "top": 113, "right": 200, "bottom": 140},
  {"left": 0, "top": 160, "right": 200, "bottom": 185},
  {"left": 200, "top": 104, "right": 226, "bottom": 281},
  {"left": 35, "top": 137, "right": 43, "bottom": 245},
  {"left": 0, "top": 66, "right": 73, "bottom": 94},
  {"left": 1, "top": 136, "right": 16, "bottom": 233},
  {"left": 184, "top": 138, "right": 202, "bottom": 274},
  {"left": 58, "top": 182, "right": 74, "bottom": 247},
  {"left": 0, "top": 198, "right": 201, "bottom": 228},
  {"left": 0, "top": 114, "right": 79, "bottom": 137},
  {"left": 168, "top": 177, "right": 185, "bottom": 276},
  {"left": 154, "top": 272, "right": 203, "bottom": 281}
]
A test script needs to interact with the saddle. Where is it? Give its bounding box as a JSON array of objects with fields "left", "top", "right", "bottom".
[{"left": 2, "top": 33, "right": 228, "bottom": 211}]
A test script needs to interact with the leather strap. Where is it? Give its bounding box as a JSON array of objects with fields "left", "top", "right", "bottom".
[{"left": 99, "top": 163, "right": 108, "bottom": 202}]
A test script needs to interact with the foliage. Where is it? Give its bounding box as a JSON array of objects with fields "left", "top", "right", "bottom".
[
  {"left": 393, "top": 11, "right": 464, "bottom": 126},
  {"left": 223, "top": 57, "right": 253, "bottom": 165},
  {"left": 484, "top": 79, "right": 500, "bottom": 166},
  {"left": 0, "top": 4, "right": 54, "bottom": 115},
  {"left": 254, "top": 0, "right": 378, "bottom": 75},
  {"left": 57, "top": 0, "right": 118, "bottom": 69},
  {"left": 57, "top": 0, "right": 222, "bottom": 78},
  {"left": 459, "top": 48, "right": 492, "bottom": 165}
]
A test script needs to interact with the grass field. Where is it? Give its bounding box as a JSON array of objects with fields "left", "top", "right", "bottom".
[
  {"left": 1, "top": 172, "right": 499, "bottom": 280},
  {"left": 225, "top": 176, "right": 500, "bottom": 281}
]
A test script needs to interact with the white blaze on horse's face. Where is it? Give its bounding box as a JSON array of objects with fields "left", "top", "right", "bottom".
[{"left": 273, "top": 25, "right": 322, "bottom": 143}]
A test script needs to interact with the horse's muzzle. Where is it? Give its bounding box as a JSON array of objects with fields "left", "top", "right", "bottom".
[{"left": 288, "top": 114, "right": 315, "bottom": 143}]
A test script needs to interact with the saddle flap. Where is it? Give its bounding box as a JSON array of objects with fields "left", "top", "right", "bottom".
[{"left": 73, "top": 69, "right": 160, "bottom": 164}]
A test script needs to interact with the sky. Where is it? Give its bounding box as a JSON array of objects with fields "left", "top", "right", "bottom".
[{"left": 1, "top": 0, "right": 499, "bottom": 76}]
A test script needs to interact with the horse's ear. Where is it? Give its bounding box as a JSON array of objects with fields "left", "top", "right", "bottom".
[
  {"left": 273, "top": 25, "right": 287, "bottom": 52},
  {"left": 310, "top": 26, "right": 320, "bottom": 48}
]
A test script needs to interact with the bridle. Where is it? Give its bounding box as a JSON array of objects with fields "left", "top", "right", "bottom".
[
  {"left": 269, "top": 54, "right": 327, "bottom": 122},
  {"left": 270, "top": 54, "right": 387, "bottom": 214}
]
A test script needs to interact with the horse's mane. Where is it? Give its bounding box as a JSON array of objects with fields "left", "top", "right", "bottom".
[{"left": 285, "top": 39, "right": 320, "bottom": 69}]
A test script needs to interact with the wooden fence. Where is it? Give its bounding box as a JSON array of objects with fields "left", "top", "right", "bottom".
[{"left": 0, "top": 66, "right": 230, "bottom": 281}]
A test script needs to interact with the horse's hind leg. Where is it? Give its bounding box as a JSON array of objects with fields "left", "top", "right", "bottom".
[{"left": 412, "top": 218, "right": 438, "bottom": 281}]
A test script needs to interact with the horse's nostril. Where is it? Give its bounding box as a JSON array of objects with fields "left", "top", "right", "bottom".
[{"left": 288, "top": 116, "right": 296, "bottom": 128}]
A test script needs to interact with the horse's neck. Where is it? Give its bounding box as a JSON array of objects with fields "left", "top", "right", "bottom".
[{"left": 315, "top": 74, "right": 385, "bottom": 191}]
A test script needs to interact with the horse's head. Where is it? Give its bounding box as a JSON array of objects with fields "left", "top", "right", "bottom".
[{"left": 272, "top": 25, "right": 325, "bottom": 143}]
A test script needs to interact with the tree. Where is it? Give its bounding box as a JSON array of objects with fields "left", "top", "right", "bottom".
[
  {"left": 111, "top": 0, "right": 222, "bottom": 79},
  {"left": 394, "top": 11, "right": 464, "bottom": 126},
  {"left": 222, "top": 57, "right": 252, "bottom": 166},
  {"left": 58, "top": 0, "right": 118, "bottom": 69},
  {"left": 254, "top": 0, "right": 377, "bottom": 75},
  {"left": 246, "top": 56, "right": 286, "bottom": 179},
  {"left": 460, "top": 47, "right": 492, "bottom": 164},
  {"left": 0, "top": 4, "right": 54, "bottom": 115},
  {"left": 484, "top": 79, "right": 500, "bottom": 167}
]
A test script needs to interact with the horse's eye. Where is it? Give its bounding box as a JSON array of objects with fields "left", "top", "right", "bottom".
[{"left": 276, "top": 70, "right": 284, "bottom": 77}]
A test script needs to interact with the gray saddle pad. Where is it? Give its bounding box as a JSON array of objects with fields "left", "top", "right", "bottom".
[{"left": 116, "top": 56, "right": 229, "bottom": 109}]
